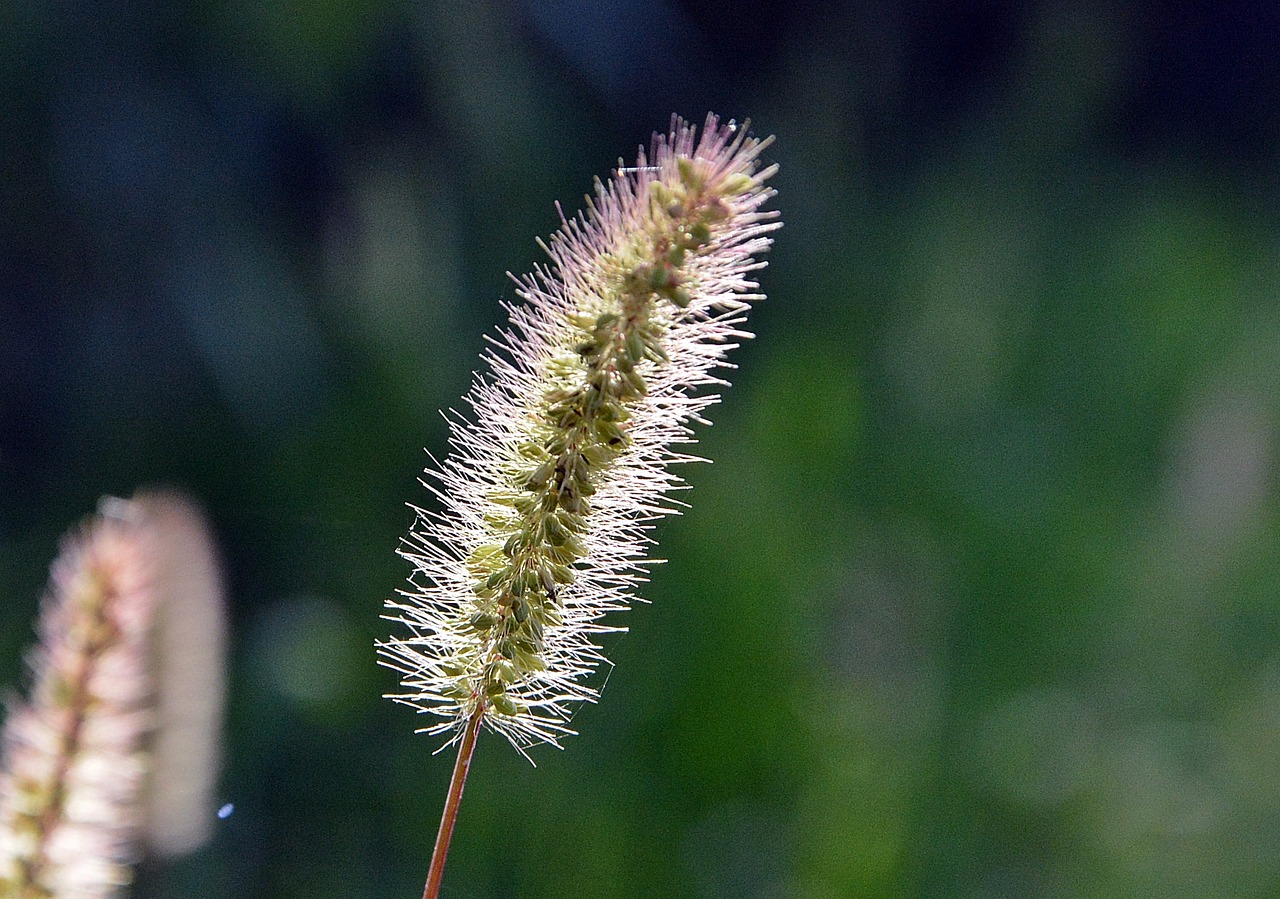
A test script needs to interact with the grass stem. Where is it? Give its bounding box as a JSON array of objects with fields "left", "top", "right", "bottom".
[{"left": 423, "top": 709, "right": 484, "bottom": 899}]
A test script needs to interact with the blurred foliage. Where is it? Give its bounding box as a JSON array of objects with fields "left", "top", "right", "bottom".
[{"left": 3, "top": 1, "right": 1280, "bottom": 897}]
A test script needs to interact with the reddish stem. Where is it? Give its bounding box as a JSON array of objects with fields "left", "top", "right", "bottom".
[{"left": 422, "top": 709, "right": 485, "bottom": 899}]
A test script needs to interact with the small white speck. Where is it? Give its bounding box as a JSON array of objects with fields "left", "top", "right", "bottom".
[{"left": 217, "top": 803, "right": 234, "bottom": 820}]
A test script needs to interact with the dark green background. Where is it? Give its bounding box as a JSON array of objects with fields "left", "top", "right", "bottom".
[{"left": 3, "top": 2, "right": 1279, "bottom": 896}]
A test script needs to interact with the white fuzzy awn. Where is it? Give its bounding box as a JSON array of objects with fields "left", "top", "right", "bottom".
[{"left": 378, "top": 114, "right": 779, "bottom": 756}]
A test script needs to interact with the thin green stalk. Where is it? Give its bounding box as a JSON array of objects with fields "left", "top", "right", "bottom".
[{"left": 423, "top": 709, "right": 485, "bottom": 899}]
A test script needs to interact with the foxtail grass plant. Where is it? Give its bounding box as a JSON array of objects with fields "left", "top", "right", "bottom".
[
  {"left": 0, "top": 492, "right": 226, "bottom": 898},
  {"left": 378, "top": 114, "right": 779, "bottom": 898}
]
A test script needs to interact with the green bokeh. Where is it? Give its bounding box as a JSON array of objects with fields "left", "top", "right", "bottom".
[{"left": 2, "top": 3, "right": 1279, "bottom": 897}]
